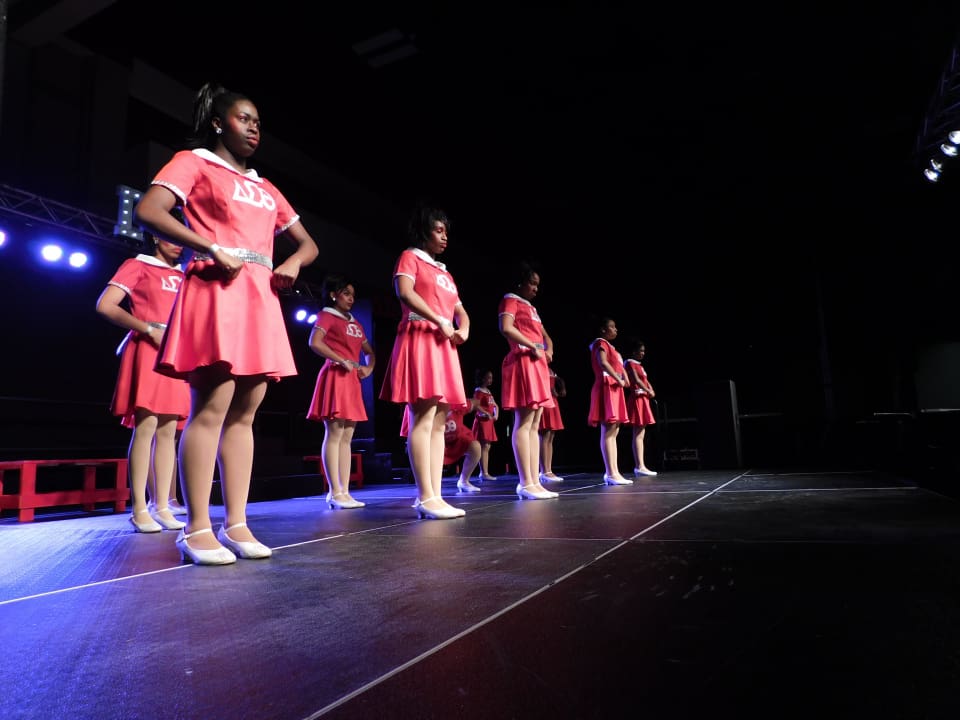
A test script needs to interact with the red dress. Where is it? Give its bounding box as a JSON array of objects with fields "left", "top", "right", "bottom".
[
  {"left": 108, "top": 255, "right": 191, "bottom": 429},
  {"left": 443, "top": 407, "right": 475, "bottom": 465},
  {"left": 625, "top": 358, "right": 656, "bottom": 426},
  {"left": 539, "top": 368, "right": 565, "bottom": 431},
  {"left": 498, "top": 293, "right": 554, "bottom": 411},
  {"left": 587, "top": 338, "right": 628, "bottom": 426},
  {"left": 307, "top": 307, "right": 368, "bottom": 422},
  {"left": 379, "top": 248, "right": 467, "bottom": 409},
  {"left": 152, "top": 149, "right": 301, "bottom": 380},
  {"left": 471, "top": 387, "right": 499, "bottom": 441}
]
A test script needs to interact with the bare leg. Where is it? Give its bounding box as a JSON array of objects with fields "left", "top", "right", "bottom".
[
  {"left": 339, "top": 422, "right": 358, "bottom": 499},
  {"left": 540, "top": 429, "right": 554, "bottom": 475},
  {"left": 179, "top": 368, "right": 235, "bottom": 550},
  {"left": 512, "top": 407, "right": 543, "bottom": 487},
  {"left": 129, "top": 411, "right": 159, "bottom": 515},
  {"left": 601, "top": 421, "right": 622, "bottom": 477},
  {"left": 217, "top": 375, "right": 269, "bottom": 544},
  {"left": 459, "top": 441, "right": 482, "bottom": 483},
  {"left": 408, "top": 400, "right": 440, "bottom": 503},
  {"left": 150, "top": 415, "right": 179, "bottom": 522},
  {"left": 480, "top": 442, "right": 492, "bottom": 477},
  {"left": 321, "top": 419, "right": 345, "bottom": 497}
]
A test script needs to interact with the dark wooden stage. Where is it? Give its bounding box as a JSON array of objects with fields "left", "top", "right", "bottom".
[{"left": 3, "top": 467, "right": 960, "bottom": 720}]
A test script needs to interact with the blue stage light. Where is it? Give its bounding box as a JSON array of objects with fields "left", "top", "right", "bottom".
[
  {"left": 294, "top": 309, "right": 308, "bottom": 322},
  {"left": 40, "top": 244, "right": 64, "bottom": 262},
  {"left": 68, "top": 251, "right": 89, "bottom": 268}
]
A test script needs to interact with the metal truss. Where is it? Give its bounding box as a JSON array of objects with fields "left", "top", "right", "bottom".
[
  {"left": 0, "top": 183, "right": 142, "bottom": 251},
  {"left": 915, "top": 36, "right": 960, "bottom": 183}
]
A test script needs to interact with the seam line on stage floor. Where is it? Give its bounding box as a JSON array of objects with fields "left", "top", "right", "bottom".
[{"left": 303, "top": 470, "right": 751, "bottom": 719}]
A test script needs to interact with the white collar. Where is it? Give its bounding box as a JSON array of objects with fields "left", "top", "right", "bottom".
[
  {"left": 136, "top": 253, "right": 182, "bottom": 271},
  {"left": 410, "top": 247, "right": 447, "bottom": 271},
  {"left": 192, "top": 148, "right": 262, "bottom": 182},
  {"left": 503, "top": 292, "right": 532, "bottom": 306},
  {"left": 321, "top": 306, "right": 354, "bottom": 322}
]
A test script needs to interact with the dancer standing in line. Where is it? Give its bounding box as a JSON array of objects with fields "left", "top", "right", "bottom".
[
  {"left": 96, "top": 233, "right": 190, "bottom": 533},
  {"left": 498, "top": 262, "right": 558, "bottom": 500},
  {"left": 134, "top": 81, "right": 320, "bottom": 564},
  {"left": 539, "top": 365, "right": 566, "bottom": 483},
  {"left": 471, "top": 368, "right": 499, "bottom": 482},
  {"left": 379, "top": 205, "right": 470, "bottom": 520},
  {"left": 307, "top": 273, "right": 375, "bottom": 509},
  {"left": 624, "top": 338, "right": 658, "bottom": 477},
  {"left": 588, "top": 317, "right": 632, "bottom": 485}
]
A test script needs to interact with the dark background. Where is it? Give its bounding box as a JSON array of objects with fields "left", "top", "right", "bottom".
[{"left": 3, "top": 1, "right": 960, "bottom": 478}]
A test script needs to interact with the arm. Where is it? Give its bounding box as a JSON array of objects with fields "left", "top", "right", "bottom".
[
  {"left": 498, "top": 313, "right": 543, "bottom": 360},
  {"left": 134, "top": 186, "right": 243, "bottom": 276},
  {"left": 308, "top": 327, "right": 357, "bottom": 371},
  {"left": 395, "top": 275, "right": 457, "bottom": 343},
  {"left": 273, "top": 220, "right": 320, "bottom": 290},
  {"left": 358, "top": 339, "right": 376, "bottom": 380},
  {"left": 541, "top": 325, "right": 555, "bottom": 364},
  {"left": 596, "top": 347, "right": 627, "bottom": 387},
  {"left": 95, "top": 284, "right": 161, "bottom": 348},
  {"left": 451, "top": 302, "right": 470, "bottom": 345}
]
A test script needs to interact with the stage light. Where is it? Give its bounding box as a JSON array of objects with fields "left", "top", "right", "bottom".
[
  {"left": 40, "top": 244, "right": 63, "bottom": 262},
  {"left": 949, "top": 131, "right": 960, "bottom": 144},
  {"left": 114, "top": 185, "right": 145, "bottom": 242},
  {"left": 68, "top": 251, "right": 89, "bottom": 268},
  {"left": 307, "top": 313, "right": 318, "bottom": 325},
  {"left": 0, "top": 229, "right": 6, "bottom": 247},
  {"left": 294, "top": 309, "right": 308, "bottom": 322},
  {"left": 941, "top": 142, "right": 958, "bottom": 157},
  {"left": 924, "top": 167, "right": 941, "bottom": 182}
]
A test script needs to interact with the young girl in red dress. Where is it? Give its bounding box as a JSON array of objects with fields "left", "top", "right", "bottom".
[
  {"left": 379, "top": 205, "right": 470, "bottom": 520},
  {"left": 307, "top": 273, "right": 376, "bottom": 509},
  {"left": 624, "top": 339, "right": 658, "bottom": 477},
  {"left": 471, "top": 368, "right": 499, "bottom": 482},
  {"left": 134, "top": 82, "right": 320, "bottom": 564},
  {"left": 538, "top": 365, "right": 566, "bottom": 482},
  {"left": 499, "top": 262, "right": 558, "bottom": 500},
  {"left": 96, "top": 234, "right": 191, "bottom": 533},
  {"left": 587, "top": 317, "right": 632, "bottom": 485}
]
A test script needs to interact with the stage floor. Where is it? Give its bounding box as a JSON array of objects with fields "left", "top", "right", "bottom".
[{"left": 3, "top": 468, "right": 960, "bottom": 720}]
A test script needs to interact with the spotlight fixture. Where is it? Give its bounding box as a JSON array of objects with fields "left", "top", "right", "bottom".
[
  {"left": 941, "top": 142, "right": 958, "bottom": 157},
  {"left": 924, "top": 167, "right": 940, "bottom": 182},
  {"left": 949, "top": 131, "right": 960, "bottom": 144}
]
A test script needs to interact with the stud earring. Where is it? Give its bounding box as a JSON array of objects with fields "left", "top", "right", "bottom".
[{"left": 215, "top": 127, "right": 222, "bottom": 135}]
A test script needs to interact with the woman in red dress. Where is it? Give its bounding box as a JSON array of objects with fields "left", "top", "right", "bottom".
[
  {"left": 499, "top": 262, "right": 558, "bottom": 500},
  {"left": 96, "top": 235, "right": 190, "bottom": 533},
  {"left": 587, "top": 317, "right": 632, "bottom": 485},
  {"left": 624, "top": 338, "right": 658, "bottom": 477},
  {"left": 307, "top": 273, "right": 376, "bottom": 509},
  {"left": 379, "top": 205, "right": 470, "bottom": 520},
  {"left": 134, "top": 82, "right": 320, "bottom": 564},
  {"left": 470, "top": 368, "right": 499, "bottom": 482}
]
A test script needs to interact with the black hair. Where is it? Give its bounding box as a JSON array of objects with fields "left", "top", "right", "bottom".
[
  {"left": 625, "top": 337, "right": 647, "bottom": 356},
  {"left": 186, "top": 82, "right": 251, "bottom": 150},
  {"left": 513, "top": 259, "right": 541, "bottom": 289},
  {"left": 475, "top": 368, "right": 494, "bottom": 386},
  {"left": 320, "top": 272, "right": 354, "bottom": 307},
  {"left": 407, "top": 204, "right": 450, "bottom": 247}
]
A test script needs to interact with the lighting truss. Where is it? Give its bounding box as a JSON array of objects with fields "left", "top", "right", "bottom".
[
  {"left": 0, "top": 183, "right": 142, "bottom": 251},
  {"left": 915, "top": 36, "right": 960, "bottom": 183}
]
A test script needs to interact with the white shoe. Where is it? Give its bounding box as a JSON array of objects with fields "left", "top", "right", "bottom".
[
  {"left": 478, "top": 473, "right": 498, "bottom": 482},
  {"left": 603, "top": 474, "right": 633, "bottom": 486},
  {"left": 217, "top": 523, "right": 272, "bottom": 559},
  {"left": 176, "top": 528, "right": 237, "bottom": 565},
  {"left": 634, "top": 467, "right": 658, "bottom": 477},
  {"left": 539, "top": 472, "right": 564, "bottom": 483},
  {"left": 148, "top": 503, "right": 186, "bottom": 530},
  {"left": 414, "top": 496, "right": 465, "bottom": 519},
  {"left": 516, "top": 483, "right": 557, "bottom": 500},
  {"left": 457, "top": 480, "right": 482, "bottom": 493},
  {"left": 129, "top": 508, "right": 163, "bottom": 533},
  {"left": 328, "top": 493, "right": 364, "bottom": 509},
  {"left": 167, "top": 501, "right": 188, "bottom": 516}
]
